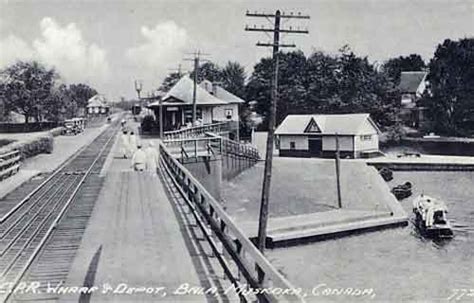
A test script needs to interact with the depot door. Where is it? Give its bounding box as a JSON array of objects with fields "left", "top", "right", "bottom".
[{"left": 308, "top": 138, "right": 322, "bottom": 157}]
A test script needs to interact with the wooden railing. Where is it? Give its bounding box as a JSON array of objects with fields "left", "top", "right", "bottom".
[
  {"left": 0, "top": 150, "right": 21, "bottom": 181},
  {"left": 206, "top": 132, "right": 260, "bottom": 161},
  {"left": 163, "top": 137, "right": 222, "bottom": 162},
  {"left": 159, "top": 142, "right": 304, "bottom": 303},
  {"left": 163, "top": 121, "right": 231, "bottom": 140}
]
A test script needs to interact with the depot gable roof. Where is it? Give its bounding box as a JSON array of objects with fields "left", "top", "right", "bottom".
[
  {"left": 87, "top": 94, "right": 108, "bottom": 108},
  {"left": 148, "top": 76, "right": 228, "bottom": 107},
  {"left": 199, "top": 80, "right": 245, "bottom": 104},
  {"left": 275, "top": 113, "right": 380, "bottom": 136}
]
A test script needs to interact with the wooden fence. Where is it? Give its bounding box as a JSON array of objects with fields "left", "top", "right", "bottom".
[{"left": 0, "top": 150, "right": 21, "bottom": 181}]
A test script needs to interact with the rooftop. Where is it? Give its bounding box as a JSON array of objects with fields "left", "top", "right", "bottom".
[
  {"left": 148, "top": 76, "right": 228, "bottom": 107},
  {"left": 87, "top": 94, "right": 108, "bottom": 108},
  {"left": 275, "top": 113, "right": 380, "bottom": 135},
  {"left": 399, "top": 71, "right": 427, "bottom": 93}
]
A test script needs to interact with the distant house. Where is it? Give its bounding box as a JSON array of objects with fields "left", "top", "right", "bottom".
[
  {"left": 86, "top": 94, "right": 110, "bottom": 116},
  {"left": 399, "top": 71, "right": 428, "bottom": 128},
  {"left": 275, "top": 113, "right": 381, "bottom": 159},
  {"left": 148, "top": 76, "right": 244, "bottom": 138}
]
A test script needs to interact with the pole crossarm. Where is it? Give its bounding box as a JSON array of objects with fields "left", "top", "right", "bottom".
[
  {"left": 256, "top": 42, "right": 296, "bottom": 48},
  {"left": 245, "top": 27, "right": 309, "bottom": 34},
  {"left": 245, "top": 9, "right": 309, "bottom": 266},
  {"left": 246, "top": 12, "right": 310, "bottom": 19}
]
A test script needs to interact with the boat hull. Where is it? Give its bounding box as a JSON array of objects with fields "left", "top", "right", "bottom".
[{"left": 414, "top": 211, "right": 454, "bottom": 239}]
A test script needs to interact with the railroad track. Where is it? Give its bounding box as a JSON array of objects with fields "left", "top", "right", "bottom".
[{"left": 0, "top": 125, "right": 118, "bottom": 302}]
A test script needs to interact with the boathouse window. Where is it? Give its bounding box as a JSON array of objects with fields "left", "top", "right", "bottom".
[
  {"left": 361, "top": 135, "right": 372, "bottom": 141},
  {"left": 290, "top": 142, "right": 296, "bottom": 149}
]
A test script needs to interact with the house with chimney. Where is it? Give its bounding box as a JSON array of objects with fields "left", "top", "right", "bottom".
[
  {"left": 398, "top": 71, "right": 428, "bottom": 128},
  {"left": 147, "top": 76, "right": 244, "bottom": 138}
]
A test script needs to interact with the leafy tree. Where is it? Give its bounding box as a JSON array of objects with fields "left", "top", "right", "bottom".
[
  {"left": 221, "top": 61, "right": 246, "bottom": 98},
  {"left": 68, "top": 83, "right": 97, "bottom": 109},
  {"left": 158, "top": 72, "right": 182, "bottom": 93},
  {"left": 190, "top": 62, "right": 223, "bottom": 83},
  {"left": 423, "top": 38, "right": 474, "bottom": 135},
  {"left": 383, "top": 54, "right": 426, "bottom": 83},
  {"left": 246, "top": 47, "right": 399, "bottom": 129},
  {"left": 0, "top": 61, "right": 57, "bottom": 123},
  {"left": 43, "top": 84, "right": 70, "bottom": 122}
]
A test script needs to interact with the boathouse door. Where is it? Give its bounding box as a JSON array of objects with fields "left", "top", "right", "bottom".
[{"left": 308, "top": 137, "right": 322, "bottom": 157}]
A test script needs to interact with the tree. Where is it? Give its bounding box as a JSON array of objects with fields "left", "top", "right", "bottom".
[
  {"left": 158, "top": 72, "right": 182, "bottom": 93},
  {"left": 246, "top": 47, "right": 399, "bottom": 129},
  {"left": 190, "top": 62, "right": 223, "bottom": 83},
  {"left": 0, "top": 61, "right": 57, "bottom": 123},
  {"left": 43, "top": 84, "right": 70, "bottom": 122},
  {"left": 221, "top": 61, "right": 246, "bottom": 98},
  {"left": 383, "top": 54, "right": 426, "bottom": 83},
  {"left": 423, "top": 38, "right": 474, "bottom": 135},
  {"left": 67, "top": 83, "right": 97, "bottom": 109}
]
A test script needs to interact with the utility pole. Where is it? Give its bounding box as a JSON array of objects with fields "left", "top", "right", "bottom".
[
  {"left": 159, "top": 96, "right": 163, "bottom": 138},
  {"left": 184, "top": 51, "right": 209, "bottom": 125},
  {"left": 168, "top": 64, "right": 184, "bottom": 78},
  {"left": 335, "top": 133, "right": 342, "bottom": 208},
  {"left": 245, "top": 9, "right": 309, "bottom": 276}
]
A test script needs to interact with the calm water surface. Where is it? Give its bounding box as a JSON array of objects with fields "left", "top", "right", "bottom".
[{"left": 268, "top": 171, "right": 474, "bottom": 302}]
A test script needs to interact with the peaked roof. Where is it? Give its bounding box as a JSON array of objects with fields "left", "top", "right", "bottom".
[
  {"left": 87, "top": 94, "right": 108, "bottom": 107},
  {"left": 199, "top": 80, "right": 245, "bottom": 104},
  {"left": 148, "top": 76, "right": 228, "bottom": 107},
  {"left": 275, "top": 113, "right": 380, "bottom": 135},
  {"left": 399, "top": 71, "right": 427, "bottom": 93}
]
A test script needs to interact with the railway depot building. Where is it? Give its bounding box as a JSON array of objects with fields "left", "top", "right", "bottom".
[
  {"left": 275, "top": 113, "right": 381, "bottom": 159},
  {"left": 148, "top": 76, "right": 244, "bottom": 133},
  {"left": 86, "top": 94, "right": 110, "bottom": 116}
]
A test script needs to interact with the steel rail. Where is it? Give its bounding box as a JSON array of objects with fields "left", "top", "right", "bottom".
[
  {"left": 0, "top": 127, "right": 110, "bottom": 224},
  {"left": 0, "top": 175, "right": 77, "bottom": 257},
  {"left": 0, "top": 128, "right": 117, "bottom": 303},
  {"left": 0, "top": 175, "right": 80, "bottom": 276},
  {"left": 0, "top": 175, "right": 72, "bottom": 240}
]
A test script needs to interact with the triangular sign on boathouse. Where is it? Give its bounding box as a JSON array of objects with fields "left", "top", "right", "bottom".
[{"left": 304, "top": 117, "right": 321, "bottom": 133}]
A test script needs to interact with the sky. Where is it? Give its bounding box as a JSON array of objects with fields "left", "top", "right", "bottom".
[{"left": 1, "top": 0, "right": 473, "bottom": 101}]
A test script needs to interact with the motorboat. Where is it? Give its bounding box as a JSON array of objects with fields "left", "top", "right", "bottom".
[
  {"left": 379, "top": 167, "right": 393, "bottom": 181},
  {"left": 391, "top": 182, "right": 412, "bottom": 200},
  {"left": 412, "top": 194, "right": 453, "bottom": 238}
]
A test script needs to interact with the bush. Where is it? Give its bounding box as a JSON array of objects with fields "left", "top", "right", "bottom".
[
  {"left": 0, "top": 134, "right": 54, "bottom": 160},
  {"left": 0, "top": 139, "right": 14, "bottom": 148},
  {"left": 140, "top": 115, "right": 156, "bottom": 132},
  {"left": 49, "top": 127, "right": 65, "bottom": 137},
  {"left": 383, "top": 123, "right": 407, "bottom": 145}
]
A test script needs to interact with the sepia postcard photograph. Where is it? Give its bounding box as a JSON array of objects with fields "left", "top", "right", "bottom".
[{"left": 0, "top": 0, "right": 473, "bottom": 302}]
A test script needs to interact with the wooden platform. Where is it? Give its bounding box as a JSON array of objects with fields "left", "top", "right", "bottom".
[
  {"left": 239, "top": 209, "right": 407, "bottom": 247},
  {"left": 61, "top": 139, "right": 218, "bottom": 302},
  {"left": 367, "top": 155, "right": 474, "bottom": 171}
]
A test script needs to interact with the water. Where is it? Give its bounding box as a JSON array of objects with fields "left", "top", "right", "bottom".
[{"left": 268, "top": 171, "right": 474, "bottom": 302}]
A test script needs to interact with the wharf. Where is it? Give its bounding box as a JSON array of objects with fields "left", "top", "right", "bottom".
[
  {"left": 224, "top": 158, "right": 408, "bottom": 247},
  {"left": 367, "top": 154, "right": 474, "bottom": 171}
]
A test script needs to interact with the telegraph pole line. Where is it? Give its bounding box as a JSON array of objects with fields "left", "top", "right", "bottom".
[
  {"left": 168, "top": 64, "right": 184, "bottom": 77},
  {"left": 245, "top": 10, "right": 309, "bottom": 266},
  {"left": 184, "top": 51, "right": 210, "bottom": 124}
]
